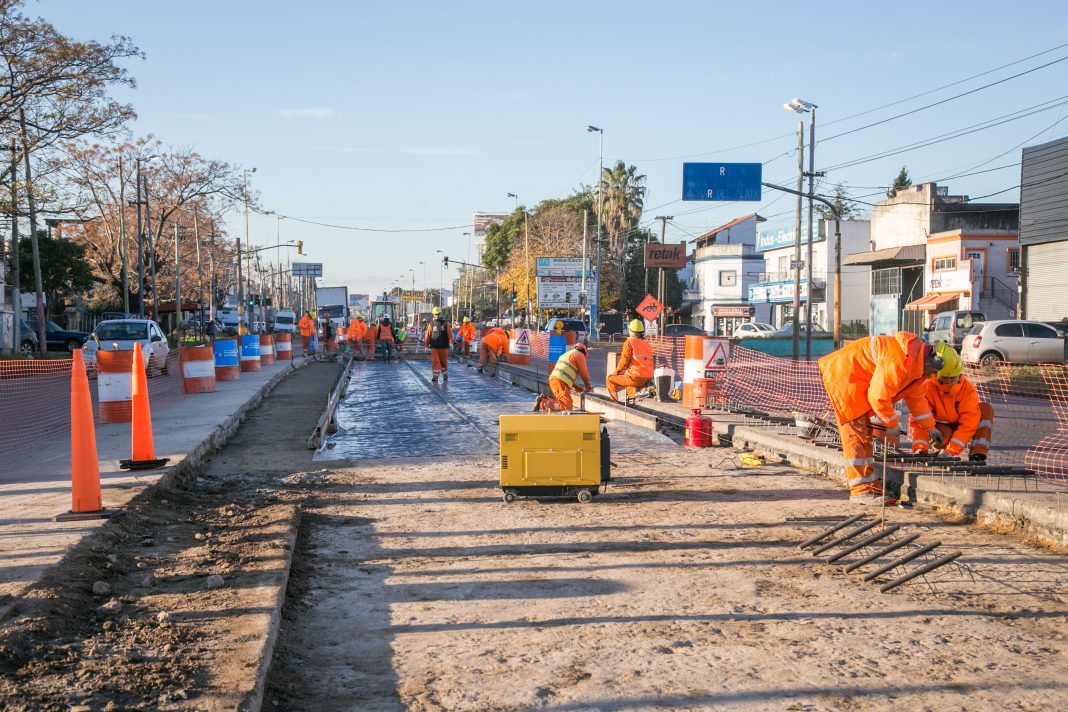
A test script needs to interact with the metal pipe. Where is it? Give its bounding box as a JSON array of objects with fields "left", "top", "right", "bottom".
[
  {"left": 862, "top": 541, "right": 941, "bottom": 582},
  {"left": 811, "top": 520, "right": 881, "bottom": 555},
  {"left": 799, "top": 516, "right": 867, "bottom": 550},
  {"left": 843, "top": 533, "right": 920, "bottom": 573},
  {"left": 826, "top": 524, "right": 900, "bottom": 563},
  {"left": 879, "top": 551, "right": 962, "bottom": 593}
]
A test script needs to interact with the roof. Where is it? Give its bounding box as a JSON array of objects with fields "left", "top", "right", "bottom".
[
  {"left": 691, "top": 213, "right": 763, "bottom": 244},
  {"left": 904, "top": 293, "right": 960, "bottom": 312},
  {"left": 843, "top": 244, "right": 925, "bottom": 267}
]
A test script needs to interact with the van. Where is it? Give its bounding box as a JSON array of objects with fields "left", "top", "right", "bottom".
[
  {"left": 924, "top": 310, "right": 985, "bottom": 350},
  {"left": 273, "top": 309, "right": 296, "bottom": 333}
]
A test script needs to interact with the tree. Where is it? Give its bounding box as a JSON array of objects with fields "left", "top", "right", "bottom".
[
  {"left": 619, "top": 230, "right": 684, "bottom": 317},
  {"left": 17, "top": 231, "right": 92, "bottom": 319},
  {"left": 481, "top": 208, "right": 524, "bottom": 272},
  {"left": 887, "top": 166, "right": 912, "bottom": 198},
  {"left": 599, "top": 161, "right": 646, "bottom": 283},
  {"left": 817, "top": 182, "right": 860, "bottom": 220}
]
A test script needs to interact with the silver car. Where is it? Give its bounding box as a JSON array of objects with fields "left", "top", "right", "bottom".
[
  {"left": 960, "top": 320, "right": 1065, "bottom": 367},
  {"left": 83, "top": 319, "right": 171, "bottom": 374}
]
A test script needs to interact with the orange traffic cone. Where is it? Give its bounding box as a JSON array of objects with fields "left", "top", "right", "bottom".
[
  {"left": 55, "top": 349, "right": 112, "bottom": 521},
  {"left": 119, "top": 343, "right": 169, "bottom": 471}
]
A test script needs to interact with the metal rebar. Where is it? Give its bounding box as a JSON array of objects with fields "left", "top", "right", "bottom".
[
  {"left": 843, "top": 533, "right": 921, "bottom": 573},
  {"left": 811, "top": 520, "right": 881, "bottom": 556},
  {"left": 879, "top": 551, "right": 963, "bottom": 593},
  {"left": 826, "top": 524, "right": 901, "bottom": 563},
  {"left": 798, "top": 514, "right": 867, "bottom": 550},
  {"left": 862, "top": 541, "right": 942, "bottom": 582}
]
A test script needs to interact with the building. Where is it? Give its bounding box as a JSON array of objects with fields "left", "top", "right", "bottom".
[
  {"left": 750, "top": 219, "right": 871, "bottom": 333},
  {"left": 685, "top": 214, "right": 770, "bottom": 336},
  {"left": 843, "top": 182, "right": 1018, "bottom": 335},
  {"left": 1019, "top": 136, "right": 1068, "bottom": 323},
  {"left": 908, "top": 229, "right": 1019, "bottom": 323}
]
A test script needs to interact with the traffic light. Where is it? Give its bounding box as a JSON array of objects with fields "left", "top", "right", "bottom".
[
  {"left": 511, "top": 290, "right": 517, "bottom": 304},
  {"left": 442, "top": 256, "right": 449, "bottom": 269},
  {"left": 296, "top": 240, "right": 303, "bottom": 255}
]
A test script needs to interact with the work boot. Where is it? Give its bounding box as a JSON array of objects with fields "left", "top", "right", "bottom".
[
  {"left": 477, "top": 367, "right": 484, "bottom": 373},
  {"left": 431, "top": 375, "right": 438, "bottom": 383},
  {"left": 442, "top": 373, "right": 448, "bottom": 382},
  {"left": 532, "top": 394, "right": 546, "bottom": 412},
  {"left": 969, "top": 453, "right": 987, "bottom": 463}
]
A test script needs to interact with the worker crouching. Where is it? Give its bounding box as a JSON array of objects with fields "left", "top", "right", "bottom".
[
  {"left": 535, "top": 343, "right": 592, "bottom": 412},
  {"left": 606, "top": 319, "right": 654, "bottom": 402},
  {"left": 818, "top": 332, "right": 941, "bottom": 506},
  {"left": 477, "top": 327, "right": 509, "bottom": 372},
  {"left": 457, "top": 317, "right": 476, "bottom": 357},
  {"left": 909, "top": 342, "right": 993, "bottom": 461},
  {"left": 425, "top": 307, "right": 451, "bottom": 382}
]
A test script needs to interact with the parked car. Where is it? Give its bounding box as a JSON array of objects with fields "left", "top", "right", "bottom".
[
  {"left": 100, "top": 311, "right": 137, "bottom": 321},
  {"left": 663, "top": 323, "right": 707, "bottom": 338},
  {"left": 16, "top": 319, "right": 39, "bottom": 355},
  {"left": 273, "top": 309, "right": 296, "bottom": 333},
  {"left": 773, "top": 322, "right": 831, "bottom": 338},
  {"left": 961, "top": 319, "right": 1066, "bottom": 367},
  {"left": 923, "top": 310, "right": 986, "bottom": 350},
  {"left": 83, "top": 319, "right": 170, "bottom": 373},
  {"left": 26, "top": 320, "right": 91, "bottom": 353},
  {"left": 732, "top": 322, "right": 776, "bottom": 339},
  {"left": 541, "top": 318, "right": 588, "bottom": 334}
]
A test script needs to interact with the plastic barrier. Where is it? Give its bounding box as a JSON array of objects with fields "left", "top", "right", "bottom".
[
  {"left": 180, "top": 345, "right": 217, "bottom": 394},
  {"left": 214, "top": 339, "right": 240, "bottom": 380},
  {"left": 259, "top": 334, "right": 275, "bottom": 366},
  {"left": 682, "top": 336, "right": 730, "bottom": 408},
  {"left": 240, "top": 334, "right": 261, "bottom": 372},
  {"left": 275, "top": 332, "right": 293, "bottom": 361},
  {"left": 509, "top": 328, "right": 531, "bottom": 366},
  {"left": 97, "top": 350, "right": 134, "bottom": 423}
]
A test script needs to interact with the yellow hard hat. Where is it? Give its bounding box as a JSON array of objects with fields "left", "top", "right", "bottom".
[
  {"left": 432, "top": 306, "right": 441, "bottom": 316},
  {"left": 935, "top": 341, "right": 963, "bottom": 378},
  {"left": 462, "top": 316, "right": 470, "bottom": 323},
  {"left": 628, "top": 319, "right": 645, "bottom": 334}
]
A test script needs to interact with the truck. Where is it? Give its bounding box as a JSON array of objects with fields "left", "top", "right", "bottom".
[{"left": 315, "top": 286, "right": 349, "bottom": 333}]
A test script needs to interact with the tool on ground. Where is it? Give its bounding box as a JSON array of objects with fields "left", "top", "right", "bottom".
[
  {"left": 498, "top": 413, "right": 609, "bottom": 503},
  {"left": 119, "top": 343, "right": 170, "bottom": 471}
]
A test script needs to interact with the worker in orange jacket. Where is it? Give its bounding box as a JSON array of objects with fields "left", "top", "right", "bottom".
[
  {"left": 456, "top": 316, "right": 477, "bottom": 357},
  {"left": 909, "top": 342, "right": 993, "bottom": 461},
  {"left": 298, "top": 312, "right": 315, "bottom": 353},
  {"left": 606, "top": 319, "right": 655, "bottom": 401},
  {"left": 424, "top": 307, "right": 451, "bottom": 382},
  {"left": 373, "top": 317, "right": 395, "bottom": 363},
  {"left": 817, "top": 331, "right": 941, "bottom": 505},
  {"left": 348, "top": 317, "right": 367, "bottom": 358},
  {"left": 477, "top": 327, "right": 509, "bottom": 372},
  {"left": 535, "top": 343, "right": 592, "bottom": 412}
]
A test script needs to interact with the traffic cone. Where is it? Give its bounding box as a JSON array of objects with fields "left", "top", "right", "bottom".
[
  {"left": 55, "top": 349, "right": 112, "bottom": 521},
  {"left": 119, "top": 343, "right": 169, "bottom": 470}
]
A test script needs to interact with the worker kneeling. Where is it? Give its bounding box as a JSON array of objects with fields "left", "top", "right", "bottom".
[
  {"left": 909, "top": 342, "right": 993, "bottom": 462},
  {"left": 477, "top": 327, "right": 510, "bottom": 372},
  {"left": 818, "top": 332, "right": 941, "bottom": 506},
  {"left": 536, "top": 343, "right": 592, "bottom": 412},
  {"left": 606, "top": 319, "right": 654, "bottom": 401}
]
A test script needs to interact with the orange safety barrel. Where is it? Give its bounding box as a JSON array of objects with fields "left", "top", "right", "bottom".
[
  {"left": 681, "top": 335, "right": 705, "bottom": 407},
  {"left": 259, "top": 334, "right": 275, "bottom": 366},
  {"left": 689, "top": 377, "right": 717, "bottom": 409},
  {"left": 239, "top": 334, "right": 261, "bottom": 372},
  {"left": 97, "top": 350, "right": 135, "bottom": 423},
  {"left": 275, "top": 332, "right": 293, "bottom": 360},
  {"left": 180, "top": 345, "right": 217, "bottom": 394},
  {"left": 214, "top": 339, "right": 240, "bottom": 381}
]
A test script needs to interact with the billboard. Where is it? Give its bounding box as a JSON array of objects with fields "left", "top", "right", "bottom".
[
  {"left": 348, "top": 294, "right": 370, "bottom": 309},
  {"left": 535, "top": 257, "right": 596, "bottom": 309},
  {"left": 644, "top": 242, "right": 688, "bottom": 268},
  {"left": 748, "top": 279, "right": 809, "bottom": 304},
  {"left": 292, "top": 262, "right": 323, "bottom": 277},
  {"left": 473, "top": 212, "right": 509, "bottom": 250}
]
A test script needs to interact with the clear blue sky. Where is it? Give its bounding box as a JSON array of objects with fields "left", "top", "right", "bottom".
[{"left": 44, "top": 0, "right": 1068, "bottom": 295}]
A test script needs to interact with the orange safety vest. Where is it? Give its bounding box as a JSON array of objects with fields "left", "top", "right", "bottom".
[
  {"left": 299, "top": 316, "right": 314, "bottom": 337},
  {"left": 347, "top": 322, "right": 361, "bottom": 341},
  {"left": 375, "top": 323, "right": 394, "bottom": 342},
  {"left": 619, "top": 337, "right": 654, "bottom": 380},
  {"left": 910, "top": 376, "right": 981, "bottom": 448}
]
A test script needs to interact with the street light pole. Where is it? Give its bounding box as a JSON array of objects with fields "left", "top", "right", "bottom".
[
  {"left": 118, "top": 155, "right": 128, "bottom": 315},
  {"left": 241, "top": 167, "right": 256, "bottom": 333},
  {"left": 785, "top": 98, "right": 818, "bottom": 360},
  {"left": 587, "top": 125, "right": 603, "bottom": 339}
]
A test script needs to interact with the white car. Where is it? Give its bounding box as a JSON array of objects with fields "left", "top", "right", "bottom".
[
  {"left": 273, "top": 309, "right": 296, "bottom": 333},
  {"left": 960, "top": 319, "right": 1065, "bottom": 368},
  {"left": 83, "top": 319, "right": 170, "bottom": 373},
  {"left": 733, "top": 322, "right": 776, "bottom": 339}
]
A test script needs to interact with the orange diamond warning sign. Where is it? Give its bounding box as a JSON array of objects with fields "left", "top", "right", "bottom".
[{"left": 636, "top": 294, "right": 664, "bottom": 321}]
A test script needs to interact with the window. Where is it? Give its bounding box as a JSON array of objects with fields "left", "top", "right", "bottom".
[
  {"left": 1024, "top": 323, "right": 1057, "bottom": 339},
  {"left": 994, "top": 323, "right": 1023, "bottom": 337},
  {"left": 1008, "top": 248, "right": 1021, "bottom": 274},
  {"left": 933, "top": 256, "right": 956, "bottom": 271},
  {"left": 719, "top": 270, "right": 737, "bottom": 287},
  {"left": 777, "top": 255, "right": 789, "bottom": 274},
  {"left": 936, "top": 316, "right": 951, "bottom": 330},
  {"left": 955, "top": 313, "right": 978, "bottom": 329},
  {"left": 872, "top": 268, "right": 902, "bottom": 295}
]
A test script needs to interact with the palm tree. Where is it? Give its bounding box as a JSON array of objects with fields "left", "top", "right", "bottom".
[{"left": 599, "top": 161, "right": 646, "bottom": 299}]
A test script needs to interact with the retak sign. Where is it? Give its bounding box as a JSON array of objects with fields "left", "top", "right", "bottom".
[
  {"left": 644, "top": 242, "right": 688, "bottom": 269},
  {"left": 636, "top": 294, "right": 665, "bottom": 322}
]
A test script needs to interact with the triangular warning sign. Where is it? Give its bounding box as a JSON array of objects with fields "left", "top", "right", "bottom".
[
  {"left": 636, "top": 294, "right": 664, "bottom": 321},
  {"left": 704, "top": 342, "right": 727, "bottom": 369},
  {"left": 515, "top": 330, "right": 530, "bottom": 346}
]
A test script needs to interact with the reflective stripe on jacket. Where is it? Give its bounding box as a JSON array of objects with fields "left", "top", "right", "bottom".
[
  {"left": 909, "top": 375, "right": 981, "bottom": 448},
  {"left": 551, "top": 348, "right": 590, "bottom": 388},
  {"left": 617, "top": 337, "right": 654, "bottom": 380}
]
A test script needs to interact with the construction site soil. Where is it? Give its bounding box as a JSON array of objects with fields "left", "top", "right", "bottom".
[{"left": 2, "top": 358, "right": 1068, "bottom": 711}]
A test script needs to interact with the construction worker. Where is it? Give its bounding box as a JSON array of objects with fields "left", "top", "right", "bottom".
[
  {"left": 298, "top": 312, "right": 315, "bottom": 353},
  {"left": 347, "top": 317, "right": 365, "bottom": 358},
  {"left": 818, "top": 332, "right": 942, "bottom": 505},
  {"left": 424, "top": 306, "right": 451, "bottom": 382},
  {"left": 477, "top": 326, "right": 510, "bottom": 373},
  {"left": 909, "top": 342, "right": 993, "bottom": 462},
  {"left": 373, "top": 317, "right": 395, "bottom": 363},
  {"left": 457, "top": 316, "right": 477, "bottom": 357},
  {"left": 394, "top": 322, "right": 408, "bottom": 356},
  {"left": 322, "top": 319, "right": 335, "bottom": 352},
  {"left": 535, "top": 342, "right": 592, "bottom": 412},
  {"left": 606, "top": 319, "right": 655, "bottom": 402}
]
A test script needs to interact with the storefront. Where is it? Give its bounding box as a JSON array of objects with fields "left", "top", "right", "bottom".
[{"left": 712, "top": 305, "right": 754, "bottom": 337}]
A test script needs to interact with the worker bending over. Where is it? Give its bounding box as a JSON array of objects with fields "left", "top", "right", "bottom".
[
  {"left": 909, "top": 342, "right": 993, "bottom": 462},
  {"left": 535, "top": 343, "right": 592, "bottom": 412},
  {"left": 299, "top": 312, "right": 315, "bottom": 353},
  {"left": 477, "top": 327, "right": 510, "bottom": 372},
  {"left": 394, "top": 323, "right": 408, "bottom": 355},
  {"left": 457, "top": 316, "right": 476, "bottom": 357},
  {"left": 606, "top": 319, "right": 654, "bottom": 402},
  {"left": 424, "top": 307, "right": 451, "bottom": 382},
  {"left": 818, "top": 331, "right": 941, "bottom": 505},
  {"left": 374, "top": 317, "right": 395, "bottom": 363}
]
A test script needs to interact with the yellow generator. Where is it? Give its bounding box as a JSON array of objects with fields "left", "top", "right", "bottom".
[{"left": 498, "top": 413, "right": 610, "bottom": 503}]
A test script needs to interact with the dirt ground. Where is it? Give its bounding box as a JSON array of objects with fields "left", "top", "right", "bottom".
[{"left": 264, "top": 449, "right": 1068, "bottom": 711}]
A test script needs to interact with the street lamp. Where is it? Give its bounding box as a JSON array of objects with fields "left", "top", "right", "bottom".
[
  {"left": 784, "top": 98, "right": 817, "bottom": 360},
  {"left": 240, "top": 167, "right": 256, "bottom": 331},
  {"left": 587, "top": 125, "right": 603, "bottom": 339}
]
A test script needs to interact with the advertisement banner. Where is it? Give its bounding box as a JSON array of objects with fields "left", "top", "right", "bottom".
[
  {"left": 748, "top": 279, "right": 809, "bottom": 304},
  {"left": 535, "top": 257, "right": 595, "bottom": 309},
  {"left": 644, "top": 242, "right": 688, "bottom": 268},
  {"left": 292, "top": 262, "right": 323, "bottom": 277}
]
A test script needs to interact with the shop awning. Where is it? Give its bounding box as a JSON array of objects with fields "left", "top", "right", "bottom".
[
  {"left": 904, "top": 292, "right": 960, "bottom": 312},
  {"left": 843, "top": 244, "right": 925, "bottom": 267}
]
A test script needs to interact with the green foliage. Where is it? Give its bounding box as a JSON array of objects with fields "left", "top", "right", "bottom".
[
  {"left": 18, "top": 233, "right": 94, "bottom": 317},
  {"left": 481, "top": 208, "right": 524, "bottom": 272},
  {"left": 817, "top": 183, "right": 860, "bottom": 220},
  {"left": 887, "top": 166, "right": 912, "bottom": 198}
]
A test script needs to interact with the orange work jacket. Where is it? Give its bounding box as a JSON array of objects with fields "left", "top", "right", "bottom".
[
  {"left": 348, "top": 321, "right": 365, "bottom": 341},
  {"left": 615, "top": 336, "right": 654, "bottom": 380},
  {"left": 458, "top": 323, "right": 476, "bottom": 342},
  {"left": 909, "top": 376, "right": 981, "bottom": 452},
  {"left": 482, "top": 329, "right": 509, "bottom": 356},
  {"left": 299, "top": 315, "right": 314, "bottom": 337},
  {"left": 817, "top": 331, "right": 933, "bottom": 429}
]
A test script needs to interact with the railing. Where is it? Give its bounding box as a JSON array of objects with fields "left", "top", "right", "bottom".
[{"left": 981, "top": 276, "right": 1019, "bottom": 313}]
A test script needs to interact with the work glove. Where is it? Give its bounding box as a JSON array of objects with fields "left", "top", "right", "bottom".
[
  {"left": 927, "top": 429, "right": 945, "bottom": 450},
  {"left": 944, "top": 441, "right": 964, "bottom": 457},
  {"left": 875, "top": 425, "right": 901, "bottom": 449}
]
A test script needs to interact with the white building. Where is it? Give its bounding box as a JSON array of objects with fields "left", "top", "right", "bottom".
[
  {"left": 750, "top": 219, "right": 872, "bottom": 333},
  {"left": 685, "top": 214, "right": 770, "bottom": 336}
]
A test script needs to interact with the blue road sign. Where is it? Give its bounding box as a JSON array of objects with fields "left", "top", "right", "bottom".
[{"left": 682, "top": 162, "right": 762, "bottom": 201}]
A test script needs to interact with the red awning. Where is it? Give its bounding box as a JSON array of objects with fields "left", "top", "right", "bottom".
[{"left": 904, "top": 292, "right": 960, "bottom": 312}]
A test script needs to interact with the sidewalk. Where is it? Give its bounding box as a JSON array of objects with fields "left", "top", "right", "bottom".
[
  {"left": 0, "top": 357, "right": 309, "bottom": 609},
  {"left": 486, "top": 356, "right": 1068, "bottom": 550}
]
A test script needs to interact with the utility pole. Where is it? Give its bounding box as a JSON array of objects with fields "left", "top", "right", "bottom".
[
  {"left": 134, "top": 160, "right": 144, "bottom": 318},
  {"left": 791, "top": 121, "right": 804, "bottom": 361},
  {"left": 118, "top": 155, "right": 129, "bottom": 315},
  {"left": 655, "top": 216, "right": 673, "bottom": 335},
  {"left": 587, "top": 125, "right": 604, "bottom": 339},
  {"left": 805, "top": 106, "right": 818, "bottom": 361},
  {"left": 236, "top": 237, "right": 243, "bottom": 330},
  {"left": 581, "top": 210, "right": 588, "bottom": 332},
  {"left": 193, "top": 206, "right": 204, "bottom": 336},
  {"left": 145, "top": 175, "right": 157, "bottom": 322},
  {"left": 18, "top": 109, "right": 46, "bottom": 355},
  {"left": 8, "top": 141, "right": 20, "bottom": 355}
]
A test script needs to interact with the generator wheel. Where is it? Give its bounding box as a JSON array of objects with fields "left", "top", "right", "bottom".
[
  {"left": 503, "top": 490, "right": 517, "bottom": 503},
  {"left": 577, "top": 489, "right": 593, "bottom": 504}
]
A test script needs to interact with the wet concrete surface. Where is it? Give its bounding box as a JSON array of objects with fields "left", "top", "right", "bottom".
[{"left": 316, "top": 357, "right": 675, "bottom": 460}]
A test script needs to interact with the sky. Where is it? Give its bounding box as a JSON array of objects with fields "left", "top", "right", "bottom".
[{"left": 42, "top": 0, "right": 1068, "bottom": 297}]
